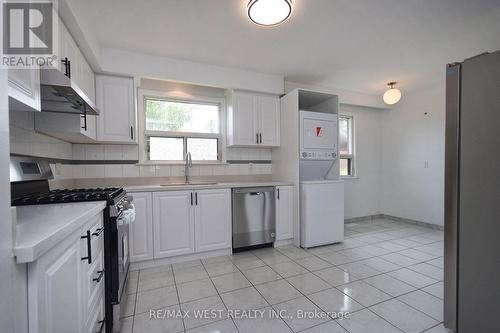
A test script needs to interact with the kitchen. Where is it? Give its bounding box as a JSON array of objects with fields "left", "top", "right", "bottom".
[{"left": 1, "top": 1, "right": 500, "bottom": 333}]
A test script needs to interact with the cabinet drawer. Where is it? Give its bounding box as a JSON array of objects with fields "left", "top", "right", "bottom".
[
  {"left": 84, "top": 247, "right": 104, "bottom": 316},
  {"left": 86, "top": 294, "right": 105, "bottom": 333}
]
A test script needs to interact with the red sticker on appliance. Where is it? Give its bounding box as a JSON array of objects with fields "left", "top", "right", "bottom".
[{"left": 316, "top": 127, "right": 323, "bottom": 137}]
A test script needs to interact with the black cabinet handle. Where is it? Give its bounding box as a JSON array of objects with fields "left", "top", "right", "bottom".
[
  {"left": 195, "top": 192, "right": 198, "bottom": 205},
  {"left": 93, "top": 270, "right": 105, "bottom": 283},
  {"left": 94, "top": 318, "right": 105, "bottom": 333},
  {"left": 61, "top": 57, "right": 71, "bottom": 78},
  {"left": 130, "top": 126, "right": 134, "bottom": 140},
  {"left": 92, "top": 228, "right": 103, "bottom": 237},
  {"left": 81, "top": 230, "right": 92, "bottom": 264},
  {"left": 259, "top": 133, "right": 262, "bottom": 144},
  {"left": 277, "top": 188, "right": 280, "bottom": 200},
  {"left": 80, "top": 105, "right": 87, "bottom": 131},
  {"left": 190, "top": 192, "right": 193, "bottom": 206},
  {"left": 256, "top": 133, "right": 259, "bottom": 144}
]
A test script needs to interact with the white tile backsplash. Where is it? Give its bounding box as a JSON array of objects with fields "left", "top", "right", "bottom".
[
  {"left": 139, "top": 165, "right": 156, "bottom": 177},
  {"left": 73, "top": 144, "right": 86, "bottom": 160},
  {"left": 10, "top": 111, "right": 73, "bottom": 160},
  {"left": 85, "top": 145, "right": 105, "bottom": 160},
  {"left": 104, "top": 165, "right": 124, "bottom": 178},
  {"left": 104, "top": 145, "right": 123, "bottom": 160},
  {"left": 122, "top": 145, "right": 139, "bottom": 160},
  {"left": 123, "top": 165, "right": 140, "bottom": 177},
  {"left": 9, "top": 111, "right": 271, "bottom": 180},
  {"left": 85, "top": 165, "right": 105, "bottom": 178}
]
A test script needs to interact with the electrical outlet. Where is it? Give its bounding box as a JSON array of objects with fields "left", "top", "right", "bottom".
[{"left": 424, "top": 161, "right": 429, "bottom": 168}]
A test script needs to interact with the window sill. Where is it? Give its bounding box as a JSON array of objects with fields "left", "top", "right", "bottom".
[
  {"left": 136, "top": 161, "right": 229, "bottom": 166},
  {"left": 341, "top": 176, "right": 359, "bottom": 181}
]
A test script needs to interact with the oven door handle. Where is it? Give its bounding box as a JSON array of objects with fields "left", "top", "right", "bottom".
[
  {"left": 81, "top": 230, "right": 92, "bottom": 264},
  {"left": 92, "top": 227, "right": 104, "bottom": 237},
  {"left": 94, "top": 318, "right": 105, "bottom": 333},
  {"left": 93, "top": 270, "right": 105, "bottom": 283}
]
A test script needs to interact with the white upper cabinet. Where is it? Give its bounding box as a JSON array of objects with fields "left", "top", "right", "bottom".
[
  {"left": 129, "top": 192, "right": 153, "bottom": 262},
  {"left": 276, "top": 185, "right": 294, "bottom": 241},
  {"left": 58, "top": 21, "right": 96, "bottom": 104},
  {"left": 194, "top": 189, "right": 232, "bottom": 252},
  {"left": 96, "top": 75, "right": 136, "bottom": 143},
  {"left": 227, "top": 90, "right": 280, "bottom": 147},
  {"left": 8, "top": 68, "right": 41, "bottom": 111},
  {"left": 258, "top": 94, "right": 280, "bottom": 146}
]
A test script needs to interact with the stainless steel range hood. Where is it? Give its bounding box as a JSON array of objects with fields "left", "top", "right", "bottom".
[{"left": 40, "top": 68, "right": 99, "bottom": 115}]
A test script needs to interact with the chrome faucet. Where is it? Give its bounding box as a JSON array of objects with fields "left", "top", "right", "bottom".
[{"left": 185, "top": 152, "right": 192, "bottom": 184}]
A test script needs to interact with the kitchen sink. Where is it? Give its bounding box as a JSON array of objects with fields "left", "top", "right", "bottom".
[{"left": 160, "top": 182, "right": 218, "bottom": 186}]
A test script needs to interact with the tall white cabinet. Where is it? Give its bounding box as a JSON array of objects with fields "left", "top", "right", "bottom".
[
  {"left": 227, "top": 90, "right": 280, "bottom": 147},
  {"left": 276, "top": 185, "right": 294, "bottom": 241}
]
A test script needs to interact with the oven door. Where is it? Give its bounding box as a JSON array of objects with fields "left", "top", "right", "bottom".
[{"left": 115, "top": 214, "right": 130, "bottom": 303}]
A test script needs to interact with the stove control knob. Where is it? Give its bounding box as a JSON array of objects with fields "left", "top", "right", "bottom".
[{"left": 302, "top": 152, "right": 307, "bottom": 158}]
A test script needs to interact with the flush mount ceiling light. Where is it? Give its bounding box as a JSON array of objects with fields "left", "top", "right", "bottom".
[
  {"left": 383, "top": 82, "right": 402, "bottom": 105},
  {"left": 247, "top": 0, "right": 293, "bottom": 26}
]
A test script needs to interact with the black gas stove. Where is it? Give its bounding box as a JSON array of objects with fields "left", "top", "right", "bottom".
[
  {"left": 11, "top": 187, "right": 125, "bottom": 206},
  {"left": 10, "top": 155, "right": 132, "bottom": 333}
]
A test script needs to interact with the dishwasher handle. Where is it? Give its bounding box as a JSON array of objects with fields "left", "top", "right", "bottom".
[{"left": 232, "top": 187, "right": 275, "bottom": 194}]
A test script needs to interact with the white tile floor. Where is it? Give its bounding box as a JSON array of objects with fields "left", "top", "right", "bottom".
[{"left": 121, "top": 218, "right": 445, "bottom": 333}]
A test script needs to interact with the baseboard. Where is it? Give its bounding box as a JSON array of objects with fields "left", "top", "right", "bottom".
[
  {"left": 130, "top": 248, "right": 231, "bottom": 270},
  {"left": 381, "top": 214, "right": 444, "bottom": 230},
  {"left": 274, "top": 239, "right": 293, "bottom": 248},
  {"left": 345, "top": 214, "right": 444, "bottom": 231},
  {"left": 345, "top": 214, "right": 384, "bottom": 224}
]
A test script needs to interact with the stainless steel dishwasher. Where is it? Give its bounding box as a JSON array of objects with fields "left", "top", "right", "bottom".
[{"left": 232, "top": 187, "right": 276, "bottom": 252}]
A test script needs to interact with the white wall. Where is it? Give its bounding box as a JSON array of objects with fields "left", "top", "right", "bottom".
[
  {"left": 10, "top": 111, "right": 73, "bottom": 160},
  {"left": 341, "top": 104, "right": 385, "bottom": 219},
  {"left": 101, "top": 48, "right": 284, "bottom": 95},
  {"left": 381, "top": 82, "right": 446, "bottom": 225},
  {"left": 285, "top": 81, "right": 387, "bottom": 110}
]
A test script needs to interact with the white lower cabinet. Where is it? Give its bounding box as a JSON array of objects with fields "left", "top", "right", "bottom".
[
  {"left": 27, "top": 212, "right": 104, "bottom": 333},
  {"left": 129, "top": 192, "right": 153, "bottom": 262},
  {"left": 194, "top": 189, "right": 232, "bottom": 252},
  {"left": 276, "top": 185, "right": 294, "bottom": 241},
  {"left": 153, "top": 191, "right": 195, "bottom": 258},
  {"left": 151, "top": 189, "right": 231, "bottom": 259}
]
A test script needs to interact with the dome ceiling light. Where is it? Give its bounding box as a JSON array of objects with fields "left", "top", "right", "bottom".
[
  {"left": 383, "top": 82, "right": 402, "bottom": 105},
  {"left": 247, "top": 0, "right": 293, "bottom": 26}
]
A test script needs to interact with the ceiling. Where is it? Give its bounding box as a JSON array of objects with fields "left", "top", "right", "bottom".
[{"left": 74, "top": 0, "right": 500, "bottom": 95}]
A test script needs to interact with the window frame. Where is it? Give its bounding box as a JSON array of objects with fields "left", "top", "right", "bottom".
[
  {"left": 137, "top": 89, "right": 226, "bottom": 164},
  {"left": 339, "top": 113, "right": 356, "bottom": 178}
]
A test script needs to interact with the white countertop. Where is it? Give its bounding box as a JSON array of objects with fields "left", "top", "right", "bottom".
[
  {"left": 13, "top": 201, "right": 106, "bottom": 264},
  {"left": 125, "top": 181, "right": 294, "bottom": 192}
]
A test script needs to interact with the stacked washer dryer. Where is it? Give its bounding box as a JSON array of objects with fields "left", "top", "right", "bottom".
[
  {"left": 299, "top": 110, "right": 344, "bottom": 248},
  {"left": 272, "top": 89, "right": 344, "bottom": 249}
]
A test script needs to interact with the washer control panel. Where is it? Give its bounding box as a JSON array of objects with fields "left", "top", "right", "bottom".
[{"left": 300, "top": 150, "right": 337, "bottom": 160}]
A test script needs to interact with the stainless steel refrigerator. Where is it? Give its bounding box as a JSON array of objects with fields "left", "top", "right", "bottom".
[{"left": 444, "top": 50, "right": 500, "bottom": 332}]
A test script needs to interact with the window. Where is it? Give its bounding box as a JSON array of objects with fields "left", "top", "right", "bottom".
[
  {"left": 141, "top": 95, "right": 223, "bottom": 162},
  {"left": 339, "top": 115, "right": 355, "bottom": 176}
]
